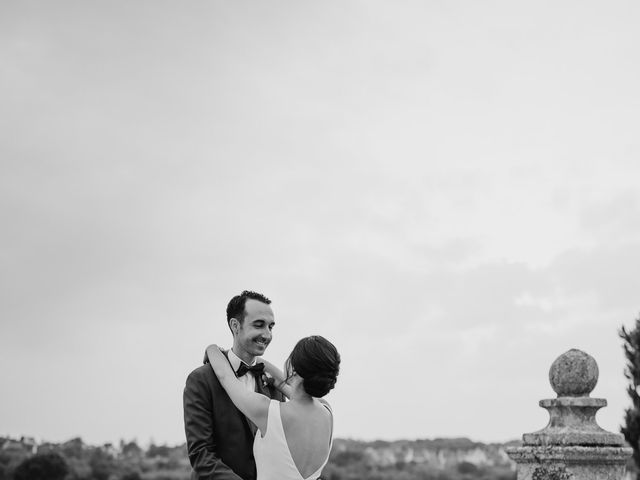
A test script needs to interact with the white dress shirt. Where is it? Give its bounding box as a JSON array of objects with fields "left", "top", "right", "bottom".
[{"left": 227, "top": 348, "right": 257, "bottom": 392}]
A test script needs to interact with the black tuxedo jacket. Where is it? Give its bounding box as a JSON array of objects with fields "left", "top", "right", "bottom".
[{"left": 183, "top": 354, "right": 285, "bottom": 480}]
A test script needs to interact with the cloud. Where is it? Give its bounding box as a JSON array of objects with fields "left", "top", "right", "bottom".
[{"left": 580, "top": 192, "right": 640, "bottom": 243}]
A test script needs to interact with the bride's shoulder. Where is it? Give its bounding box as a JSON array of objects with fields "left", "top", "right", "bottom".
[{"left": 316, "top": 398, "right": 332, "bottom": 413}]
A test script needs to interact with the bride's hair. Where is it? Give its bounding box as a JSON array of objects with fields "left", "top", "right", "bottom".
[{"left": 288, "top": 336, "right": 340, "bottom": 398}]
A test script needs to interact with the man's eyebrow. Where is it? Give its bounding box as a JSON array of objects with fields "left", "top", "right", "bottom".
[{"left": 251, "top": 319, "right": 275, "bottom": 326}]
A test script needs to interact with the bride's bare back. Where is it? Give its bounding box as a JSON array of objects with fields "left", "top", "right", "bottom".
[{"left": 280, "top": 399, "right": 333, "bottom": 478}]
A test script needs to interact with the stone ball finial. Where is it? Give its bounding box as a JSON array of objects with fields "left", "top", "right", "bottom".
[{"left": 549, "top": 349, "right": 599, "bottom": 397}]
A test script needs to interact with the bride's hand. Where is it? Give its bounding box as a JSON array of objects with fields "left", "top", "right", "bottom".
[{"left": 258, "top": 358, "right": 291, "bottom": 399}]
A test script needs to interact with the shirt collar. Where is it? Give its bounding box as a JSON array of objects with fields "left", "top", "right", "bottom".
[{"left": 228, "top": 348, "right": 255, "bottom": 372}]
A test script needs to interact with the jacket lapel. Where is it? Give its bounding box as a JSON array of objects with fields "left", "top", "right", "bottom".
[{"left": 254, "top": 372, "right": 269, "bottom": 397}]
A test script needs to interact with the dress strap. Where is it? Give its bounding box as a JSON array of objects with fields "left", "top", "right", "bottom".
[{"left": 321, "top": 401, "right": 334, "bottom": 450}]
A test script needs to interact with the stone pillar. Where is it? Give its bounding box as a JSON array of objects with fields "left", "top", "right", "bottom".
[{"left": 506, "top": 349, "right": 632, "bottom": 480}]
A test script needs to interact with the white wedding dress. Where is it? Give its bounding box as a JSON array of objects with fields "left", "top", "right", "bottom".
[{"left": 253, "top": 399, "right": 333, "bottom": 480}]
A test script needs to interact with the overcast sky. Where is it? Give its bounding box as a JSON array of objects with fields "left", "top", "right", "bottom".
[{"left": 1, "top": 0, "right": 640, "bottom": 447}]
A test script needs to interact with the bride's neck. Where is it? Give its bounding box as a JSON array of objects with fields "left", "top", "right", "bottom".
[{"left": 289, "top": 382, "right": 313, "bottom": 403}]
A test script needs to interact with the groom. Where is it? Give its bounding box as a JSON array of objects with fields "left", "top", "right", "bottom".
[{"left": 183, "top": 290, "right": 285, "bottom": 480}]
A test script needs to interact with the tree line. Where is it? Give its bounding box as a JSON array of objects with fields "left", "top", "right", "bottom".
[
  {"left": 0, "top": 437, "right": 188, "bottom": 480},
  {"left": 0, "top": 436, "right": 516, "bottom": 480}
]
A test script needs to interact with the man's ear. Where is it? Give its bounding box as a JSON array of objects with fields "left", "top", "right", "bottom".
[{"left": 230, "top": 318, "right": 240, "bottom": 336}]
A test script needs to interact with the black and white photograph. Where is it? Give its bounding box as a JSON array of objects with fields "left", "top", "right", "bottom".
[{"left": 1, "top": 2, "right": 640, "bottom": 480}]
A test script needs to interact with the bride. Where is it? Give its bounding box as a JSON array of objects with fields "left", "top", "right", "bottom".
[{"left": 205, "top": 335, "right": 340, "bottom": 480}]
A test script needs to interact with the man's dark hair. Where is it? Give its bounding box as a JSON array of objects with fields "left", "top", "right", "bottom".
[{"left": 226, "top": 290, "right": 271, "bottom": 326}]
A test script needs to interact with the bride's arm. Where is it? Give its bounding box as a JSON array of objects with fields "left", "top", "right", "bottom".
[
  {"left": 258, "top": 358, "right": 293, "bottom": 399},
  {"left": 205, "top": 345, "right": 269, "bottom": 432}
]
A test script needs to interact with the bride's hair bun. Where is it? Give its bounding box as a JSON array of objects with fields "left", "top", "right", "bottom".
[
  {"left": 289, "top": 336, "right": 340, "bottom": 398},
  {"left": 303, "top": 373, "right": 337, "bottom": 398}
]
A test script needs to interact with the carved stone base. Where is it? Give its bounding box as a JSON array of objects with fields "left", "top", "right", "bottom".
[{"left": 506, "top": 446, "right": 633, "bottom": 480}]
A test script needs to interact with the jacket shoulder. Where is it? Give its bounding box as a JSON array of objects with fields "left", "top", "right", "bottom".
[
  {"left": 185, "top": 364, "right": 218, "bottom": 387},
  {"left": 187, "top": 363, "right": 214, "bottom": 378}
]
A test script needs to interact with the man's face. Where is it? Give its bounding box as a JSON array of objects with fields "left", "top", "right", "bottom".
[{"left": 232, "top": 299, "right": 275, "bottom": 362}]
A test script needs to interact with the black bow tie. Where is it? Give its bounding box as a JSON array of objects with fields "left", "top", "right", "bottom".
[{"left": 236, "top": 362, "right": 265, "bottom": 378}]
